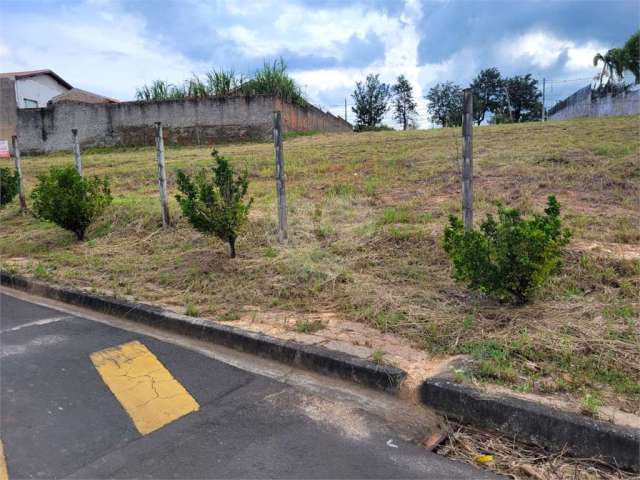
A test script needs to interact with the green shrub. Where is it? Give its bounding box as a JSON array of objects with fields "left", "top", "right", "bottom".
[
  {"left": 443, "top": 195, "right": 571, "bottom": 304},
  {"left": 176, "top": 150, "right": 253, "bottom": 258},
  {"left": 31, "top": 166, "right": 112, "bottom": 240},
  {"left": 0, "top": 167, "right": 20, "bottom": 208},
  {"left": 354, "top": 125, "right": 394, "bottom": 132}
]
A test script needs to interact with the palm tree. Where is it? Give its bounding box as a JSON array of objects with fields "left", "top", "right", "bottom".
[
  {"left": 593, "top": 49, "right": 625, "bottom": 87},
  {"left": 593, "top": 31, "right": 640, "bottom": 88}
]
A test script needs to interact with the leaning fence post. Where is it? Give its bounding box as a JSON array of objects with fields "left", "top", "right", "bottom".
[
  {"left": 462, "top": 89, "right": 473, "bottom": 231},
  {"left": 273, "top": 111, "right": 288, "bottom": 243},
  {"left": 71, "top": 129, "right": 82, "bottom": 175},
  {"left": 11, "top": 135, "right": 27, "bottom": 212},
  {"left": 154, "top": 122, "right": 170, "bottom": 227}
]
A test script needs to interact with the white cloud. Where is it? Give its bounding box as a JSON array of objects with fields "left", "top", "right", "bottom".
[
  {"left": 0, "top": 2, "right": 202, "bottom": 100},
  {"left": 218, "top": 2, "right": 400, "bottom": 61},
  {"left": 0, "top": 1, "right": 613, "bottom": 128},
  {"left": 278, "top": 0, "right": 432, "bottom": 127},
  {"left": 498, "top": 30, "right": 606, "bottom": 75}
]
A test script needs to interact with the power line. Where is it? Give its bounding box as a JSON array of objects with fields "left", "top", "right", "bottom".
[{"left": 545, "top": 77, "right": 594, "bottom": 84}]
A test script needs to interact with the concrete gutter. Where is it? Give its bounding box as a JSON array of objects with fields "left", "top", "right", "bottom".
[
  {"left": 421, "top": 376, "right": 640, "bottom": 472},
  {"left": 0, "top": 272, "right": 405, "bottom": 393},
  {"left": 3, "top": 271, "right": 638, "bottom": 471}
]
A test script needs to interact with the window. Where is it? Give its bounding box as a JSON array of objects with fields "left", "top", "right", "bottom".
[{"left": 23, "top": 98, "right": 38, "bottom": 108}]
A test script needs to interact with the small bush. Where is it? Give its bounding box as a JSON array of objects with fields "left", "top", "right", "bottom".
[
  {"left": 176, "top": 150, "right": 253, "bottom": 258},
  {"left": 0, "top": 167, "right": 20, "bottom": 208},
  {"left": 185, "top": 303, "right": 199, "bottom": 317},
  {"left": 31, "top": 166, "right": 112, "bottom": 240},
  {"left": 443, "top": 195, "right": 571, "bottom": 304}
]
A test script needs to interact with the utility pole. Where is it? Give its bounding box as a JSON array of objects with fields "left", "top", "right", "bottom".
[
  {"left": 72, "top": 129, "right": 82, "bottom": 175},
  {"left": 344, "top": 98, "right": 347, "bottom": 122},
  {"left": 462, "top": 89, "right": 473, "bottom": 231},
  {"left": 541, "top": 77, "right": 546, "bottom": 122}
]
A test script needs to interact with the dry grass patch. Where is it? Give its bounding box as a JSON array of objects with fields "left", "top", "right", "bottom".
[
  {"left": 439, "top": 422, "right": 636, "bottom": 479},
  {"left": 1, "top": 116, "right": 638, "bottom": 414}
]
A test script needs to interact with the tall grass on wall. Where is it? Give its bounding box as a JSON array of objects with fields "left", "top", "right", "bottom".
[{"left": 135, "top": 58, "right": 306, "bottom": 106}]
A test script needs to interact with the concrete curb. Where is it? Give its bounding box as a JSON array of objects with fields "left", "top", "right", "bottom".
[
  {"left": 0, "top": 271, "right": 406, "bottom": 393},
  {"left": 421, "top": 377, "right": 640, "bottom": 472}
]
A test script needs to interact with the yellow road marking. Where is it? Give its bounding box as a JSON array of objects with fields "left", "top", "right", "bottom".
[
  {"left": 0, "top": 439, "right": 8, "bottom": 480},
  {"left": 90, "top": 341, "right": 199, "bottom": 435}
]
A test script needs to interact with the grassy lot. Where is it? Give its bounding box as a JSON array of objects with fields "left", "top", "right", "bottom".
[{"left": 1, "top": 116, "right": 638, "bottom": 414}]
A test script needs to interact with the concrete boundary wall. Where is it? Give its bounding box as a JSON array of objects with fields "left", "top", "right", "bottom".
[
  {"left": 14, "top": 95, "right": 352, "bottom": 154},
  {"left": 549, "top": 85, "right": 640, "bottom": 121},
  {"left": 0, "top": 78, "right": 18, "bottom": 141}
]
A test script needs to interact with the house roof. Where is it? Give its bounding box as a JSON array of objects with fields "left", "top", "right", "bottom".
[
  {"left": 49, "top": 88, "right": 119, "bottom": 104},
  {"left": 0, "top": 69, "right": 73, "bottom": 89}
]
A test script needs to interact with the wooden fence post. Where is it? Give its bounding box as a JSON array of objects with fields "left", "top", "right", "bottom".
[
  {"left": 273, "top": 111, "right": 288, "bottom": 243},
  {"left": 154, "top": 122, "right": 170, "bottom": 227},
  {"left": 11, "top": 135, "right": 27, "bottom": 212},
  {"left": 72, "top": 129, "right": 82, "bottom": 175},
  {"left": 462, "top": 89, "right": 473, "bottom": 231}
]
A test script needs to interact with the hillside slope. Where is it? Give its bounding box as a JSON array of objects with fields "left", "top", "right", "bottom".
[{"left": 1, "top": 115, "right": 638, "bottom": 413}]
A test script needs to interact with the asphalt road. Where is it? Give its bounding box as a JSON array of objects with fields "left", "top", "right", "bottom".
[{"left": 0, "top": 291, "right": 494, "bottom": 479}]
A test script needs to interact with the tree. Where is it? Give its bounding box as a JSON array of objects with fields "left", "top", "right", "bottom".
[
  {"left": 503, "top": 74, "right": 542, "bottom": 122},
  {"left": 470, "top": 68, "right": 504, "bottom": 125},
  {"left": 391, "top": 75, "right": 418, "bottom": 130},
  {"left": 594, "top": 31, "right": 640, "bottom": 86},
  {"left": 351, "top": 74, "right": 390, "bottom": 129},
  {"left": 622, "top": 31, "right": 640, "bottom": 84},
  {"left": 593, "top": 49, "right": 626, "bottom": 88},
  {"left": 425, "top": 82, "right": 463, "bottom": 127},
  {"left": 176, "top": 150, "right": 253, "bottom": 258},
  {"left": 31, "top": 166, "right": 112, "bottom": 240}
]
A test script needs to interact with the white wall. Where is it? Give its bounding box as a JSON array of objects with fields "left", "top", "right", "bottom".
[{"left": 14, "top": 75, "right": 69, "bottom": 108}]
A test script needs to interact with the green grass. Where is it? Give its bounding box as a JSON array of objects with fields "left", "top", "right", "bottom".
[
  {"left": 185, "top": 302, "right": 199, "bottom": 317},
  {"left": 580, "top": 392, "right": 602, "bottom": 417},
  {"left": 294, "top": 319, "right": 325, "bottom": 333},
  {"left": 219, "top": 310, "right": 241, "bottom": 322},
  {"left": 1, "top": 115, "right": 638, "bottom": 413},
  {"left": 379, "top": 206, "right": 432, "bottom": 225},
  {"left": 371, "top": 350, "right": 386, "bottom": 364},
  {"left": 284, "top": 130, "right": 321, "bottom": 140}
]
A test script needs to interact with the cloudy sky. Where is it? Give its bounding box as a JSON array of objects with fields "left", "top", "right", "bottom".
[{"left": 1, "top": 0, "right": 638, "bottom": 127}]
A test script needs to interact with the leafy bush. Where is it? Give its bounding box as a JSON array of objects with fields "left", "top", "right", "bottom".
[
  {"left": 176, "top": 150, "right": 253, "bottom": 258},
  {"left": 0, "top": 167, "right": 20, "bottom": 208},
  {"left": 443, "top": 196, "right": 571, "bottom": 304},
  {"left": 31, "top": 166, "right": 112, "bottom": 240}
]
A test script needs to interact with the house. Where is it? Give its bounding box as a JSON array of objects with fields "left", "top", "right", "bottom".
[
  {"left": 49, "top": 87, "right": 118, "bottom": 106},
  {"left": 0, "top": 69, "right": 118, "bottom": 109},
  {"left": 0, "top": 69, "right": 73, "bottom": 109},
  {"left": 0, "top": 69, "right": 117, "bottom": 144}
]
